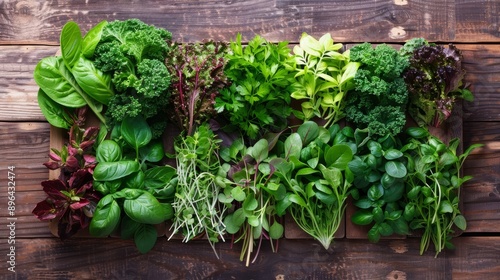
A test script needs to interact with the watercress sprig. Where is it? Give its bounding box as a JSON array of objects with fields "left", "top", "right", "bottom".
[
  {"left": 219, "top": 136, "right": 286, "bottom": 266},
  {"left": 402, "top": 127, "right": 482, "bottom": 256}
]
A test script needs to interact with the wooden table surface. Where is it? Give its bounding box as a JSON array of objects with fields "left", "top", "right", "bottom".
[{"left": 1, "top": 1, "right": 499, "bottom": 279}]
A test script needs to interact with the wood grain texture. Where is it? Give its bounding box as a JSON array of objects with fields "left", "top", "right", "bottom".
[
  {"left": 0, "top": 0, "right": 498, "bottom": 45},
  {"left": 1, "top": 237, "right": 500, "bottom": 279},
  {"left": 0, "top": 46, "right": 58, "bottom": 122},
  {"left": 0, "top": 122, "right": 53, "bottom": 238}
]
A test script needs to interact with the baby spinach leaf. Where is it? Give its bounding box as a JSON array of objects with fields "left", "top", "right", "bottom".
[
  {"left": 60, "top": 21, "right": 82, "bottom": 70},
  {"left": 82, "top": 20, "right": 107, "bottom": 58},
  {"left": 72, "top": 56, "right": 114, "bottom": 105},
  {"left": 34, "top": 56, "right": 87, "bottom": 108},
  {"left": 37, "top": 88, "right": 73, "bottom": 129},
  {"left": 93, "top": 160, "right": 140, "bottom": 181}
]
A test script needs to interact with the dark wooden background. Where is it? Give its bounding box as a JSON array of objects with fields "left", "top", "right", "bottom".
[{"left": 1, "top": 0, "right": 500, "bottom": 279}]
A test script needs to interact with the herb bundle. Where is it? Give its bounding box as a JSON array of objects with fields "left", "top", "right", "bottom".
[
  {"left": 32, "top": 19, "right": 482, "bottom": 259},
  {"left": 168, "top": 124, "right": 228, "bottom": 258}
]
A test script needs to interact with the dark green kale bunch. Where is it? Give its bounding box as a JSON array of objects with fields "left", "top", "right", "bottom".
[
  {"left": 404, "top": 43, "right": 473, "bottom": 127},
  {"left": 166, "top": 40, "right": 229, "bottom": 136},
  {"left": 93, "top": 19, "right": 172, "bottom": 138},
  {"left": 345, "top": 43, "right": 410, "bottom": 137},
  {"left": 215, "top": 34, "right": 295, "bottom": 140}
]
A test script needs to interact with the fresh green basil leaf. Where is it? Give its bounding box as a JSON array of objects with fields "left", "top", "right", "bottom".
[
  {"left": 372, "top": 206, "right": 384, "bottom": 224},
  {"left": 37, "top": 88, "right": 72, "bottom": 129},
  {"left": 96, "top": 140, "right": 122, "bottom": 163},
  {"left": 377, "top": 222, "right": 394, "bottom": 236},
  {"left": 382, "top": 182, "right": 405, "bottom": 202},
  {"left": 93, "top": 160, "right": 140, "bottom": 181},
  {"left": 144, "top": 165, "right": 176, "bottom": 189},
  {"left": 124, "top": 191, "right": 169, "bottom": 224},
  {"left": 121, "top": 116, "right": 152, "bottom": 150},
  {"left": 82, "top": 20, "right": 107, "bottom": 58},
  {"left": 368, "top": 225, "right": 381, "bottom": 242},
  {"left": 389, "top": 218, "right": 409, "bottom": 235},
  {"left": 72, "top": 56, "right": 114, "bottom": 105},
  {"left": 351, "top": 210, "right": 373, "bottom": 225},
  {"left": 368, "top": 184, "right": 384, "bottom": 201},
  {"left": 134, "top": 223, "right": 158, "bottom": 254},
  {"left": 403, "top": 203, "right": 415, "bottom": 221},
  {"left": 124, "top": 171, "right": 145, "bottom": 189},
  {"left": 120, "top": 215, "right": 141, "bottom": 240},
  {"left": 89, "top": 194, "right": 120, "bottom": 237},
  {"left": 60, "top": 21, "right": 82, "bottom": 70},
  {"left": 139, "top": 142, "right": 165, "bottom": 163},
  {"left": 348, "top": 157, "right": 368, "bottom": 174},
  {"left": 354, "top": 198, "right": 373, "bottom": 209},
  {"left": 34, "top": 56, "right": 87, "bottom": 107}
]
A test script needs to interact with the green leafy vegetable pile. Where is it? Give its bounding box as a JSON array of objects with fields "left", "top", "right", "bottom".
[
  {"left": 290, "top": 33, "right": 359, "bottom": 127},
  {"left": 94, "top": 19, "right": 173, "bottom": 138},
  {"left": 166, "top": 40, "right": 228, "bottom": 136},
  {"left": 32, "top": 19, "right": 482, "bottom": 260},
  {"left": 404, "top": 40, "right": 474, "bottom": 127},
  {"left": 345, "top": 43, "right": 410, "bottom": 137},
  {"left": 215, "top": 34, "right": 295, "bottom": 140}
]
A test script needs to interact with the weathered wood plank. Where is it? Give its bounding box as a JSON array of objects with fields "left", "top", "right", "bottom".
[
  {"left": 1, "top": 237, "right": 499, "bottom": 279},
  {"left": 461, "top": 44, "right": 500, "bottom": 122},
  {"left": 0, "top": 46, "right": 58, "bottom": 122},
  {"left": 0, "top": 0, "right": 498, "bottom": 45},
  {"left": 0, "top": 122, "right": 52, "bottom": 238}
]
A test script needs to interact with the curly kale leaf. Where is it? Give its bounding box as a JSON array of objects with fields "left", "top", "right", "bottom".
[
  {"left": 95, "top": 19, "right": 171, "bottom": 67},
  {"left": 345, "top": 43, "right": 409, "bottom": 137},
  {"left": 166, "top": 41, "right": 229, "bottom": 136},
  {"left": 404, "top": 43, "right": 473, "bottom": 127},
  {"left": 215, "top": 33, "right": 295, "bottom": 140},
  {"left": 92, "top": 19, "right": 172, "bottom": 138}
]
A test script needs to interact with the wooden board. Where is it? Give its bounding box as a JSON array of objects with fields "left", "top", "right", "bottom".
[
  {"left": 1, "top": 237, "right": 500, "bottom": 279},
  {"left": 0, "top": 0, "right": 499, "bottom": 45}
]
